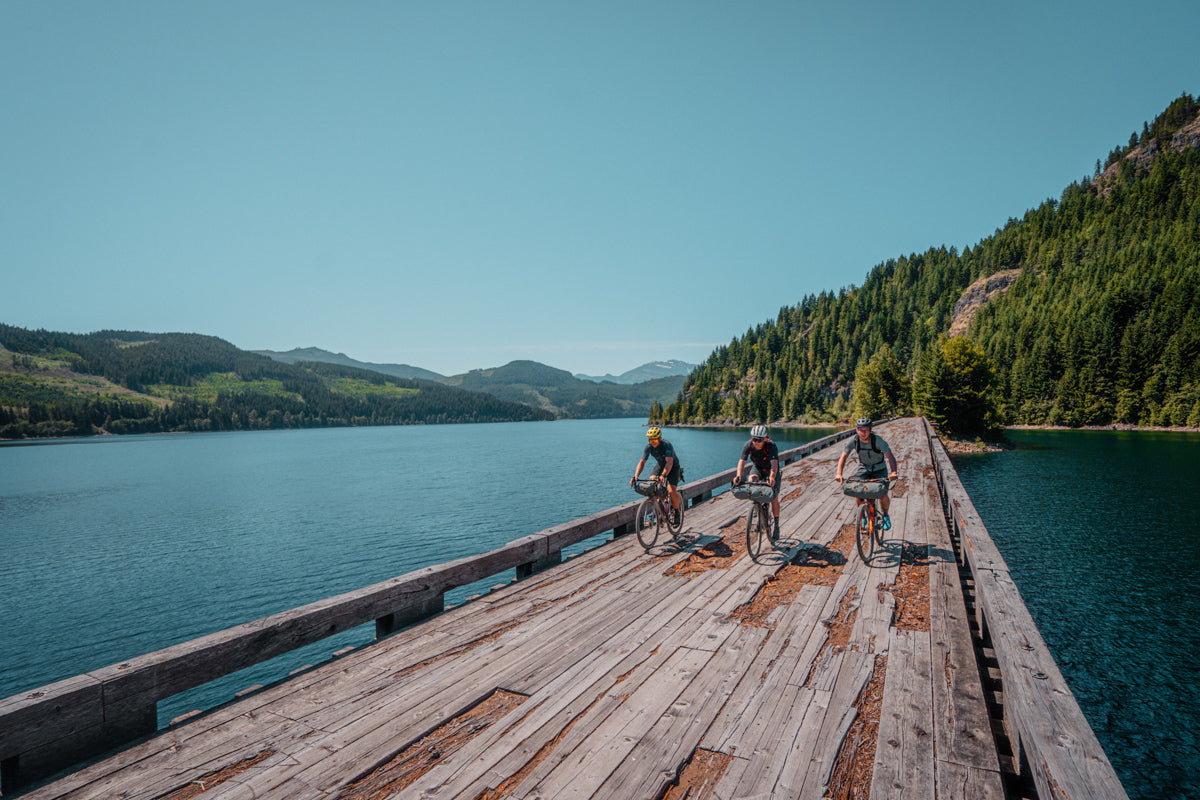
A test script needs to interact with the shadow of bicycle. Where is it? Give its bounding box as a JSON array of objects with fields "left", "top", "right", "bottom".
[
  {"left": 643, "top": 529, "right": 714, "bottom": 557},
  {"left": 862, "top": 539, "right": 952, "bottom": 568}
]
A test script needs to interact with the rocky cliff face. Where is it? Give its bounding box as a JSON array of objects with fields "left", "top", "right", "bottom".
[
  {"left": 1170, "top": 112, "right": 1200, "bottom": 150},
  {"left": 1097, "top": 108, "right": 1200, "bottom": 193},
  {"left": 948, "top": 269, "right": 1022, "bottom": 337}
]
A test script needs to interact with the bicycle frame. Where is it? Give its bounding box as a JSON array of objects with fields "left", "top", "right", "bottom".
[
  {"left": 634, "top": 480, "right": 684, "bottom": 549},
  {"left": 855, "top": 498, "right": 882, "bottom": 562}
]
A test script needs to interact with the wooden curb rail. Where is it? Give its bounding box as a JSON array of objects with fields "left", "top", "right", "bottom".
[
  {"left": 923, "top": 418, "right": 1129, "bottom": 800},
  {"left": 0, "top": 429, "right": 857, "bottom": 793}
]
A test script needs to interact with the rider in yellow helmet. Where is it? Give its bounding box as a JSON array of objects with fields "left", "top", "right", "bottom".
[{"left": 631, "top": 427, "right": 683, "bottom": 523}]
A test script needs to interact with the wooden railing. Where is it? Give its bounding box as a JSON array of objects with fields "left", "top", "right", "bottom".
[
  {"left": 0, "top": 427, "right": 854, "bottom": 793},
  {"left": 923, "top": 418, "right": 1129, "bottom": 800}
]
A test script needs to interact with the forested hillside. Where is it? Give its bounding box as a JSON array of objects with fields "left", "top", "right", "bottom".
[
  {"left": 0, "top": 327, "right": 551, "bottom": 438},
  {"left": 655, "top": 93, "right": 1200, "bottom": 432}
]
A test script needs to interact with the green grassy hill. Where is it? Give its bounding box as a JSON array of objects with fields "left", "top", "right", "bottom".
[{"left": 0, "top": 327, "right": 551, "bottom": 439}]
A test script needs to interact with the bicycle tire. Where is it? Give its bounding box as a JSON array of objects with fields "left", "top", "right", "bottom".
[
  {"left": 746, "top": 502, "right": 769, "bottom": 559},
  {"left": 856, "top": 502, "right": 875, "bottom": 562},
  {"left": 667, "top": 498, "right": 685, "bottom": 539},
  {"left": 635, "top": 498, "right": 661, "bottom": 549}
]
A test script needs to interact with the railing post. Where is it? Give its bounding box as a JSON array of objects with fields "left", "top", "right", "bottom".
[
  {"left": 516, "top": 550, "right": 561, "bottom": 579},
  {"left": 375, "top": 588, "right": 446, "bottom": 638}
]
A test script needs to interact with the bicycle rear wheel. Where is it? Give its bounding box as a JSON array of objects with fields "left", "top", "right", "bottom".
[
  {"left": 746, "top": 502, "right": 769, "bottom": 559},
  {"left": 855, "top": 503, "right": 876, "bottom": 562},
  {"left": 667, "top": 498, "right": 685, "bottom": 540},
  {"left": 635, "top": 498, "right": 661, "bottom": 549}
]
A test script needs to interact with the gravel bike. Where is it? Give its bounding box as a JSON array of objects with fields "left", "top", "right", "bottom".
[
  {"left": 633, "top": 479, "right": 684, "bottom": 549},
  {"left": 732, "top": 479, "right": 777, "bottom": 560},
  {"left": 842, "top": 478, "right": 889, "bottom": 562}
]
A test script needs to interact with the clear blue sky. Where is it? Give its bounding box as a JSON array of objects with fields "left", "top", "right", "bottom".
[{"left": 3, "top": 1, "right": 1197, "bottom": 378}]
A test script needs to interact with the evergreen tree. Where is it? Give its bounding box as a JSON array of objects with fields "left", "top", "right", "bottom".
[
  {"left": 913, "top": 336, "right": 997, "bottom": 437},
  {"left": 851, "top": 345, "right": 910, "bottom": 420}
]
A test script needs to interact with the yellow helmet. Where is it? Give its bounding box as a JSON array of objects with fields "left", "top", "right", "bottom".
[{"left": 646, "top": 426, "right": 662, "bottom": 439}]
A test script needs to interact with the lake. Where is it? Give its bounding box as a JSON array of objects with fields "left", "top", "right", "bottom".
[
  {"left": 1, "top": 420, "right": 1195, "bottom": 798},
  {"left": 952, "top": 428, "right": 1200, "bottom": 800}
]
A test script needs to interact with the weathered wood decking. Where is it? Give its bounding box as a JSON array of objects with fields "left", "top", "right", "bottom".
[{"left": 3, "top": 418, "right": 1127, "bottom": 799}]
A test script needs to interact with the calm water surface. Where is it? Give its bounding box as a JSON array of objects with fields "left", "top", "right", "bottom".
[
  {"left": 0, "top": 420, "right": 828, "bottom": 727},
  {"left": 2, "top": 421, "right": 1195, "bottom": 798},
  {"left": 953, "top": 429, "right": 1200, "bottom": 800}
]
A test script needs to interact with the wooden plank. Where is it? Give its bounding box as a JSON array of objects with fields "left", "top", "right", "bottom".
[
  {"left": 594, "top": 626, "right": 766, "bottom": 800},
  {"left": 286, "top": 571, "right": 707, "bottom": 795},
  {"left": 409, "top": 612, "right": 716, "bottom": 799},
  {"left": 790, "top": 649, "right": 875, "bottom": 798},
  {"left": 718, "top": 683, "right": 811, "bottom": 797},
  {"left": 871, "top": 628, "right": 935, "bottom": 800},
  {"left": 699, "top": 584, "right": 831, "bottom": 753},
  {"left": 936, "top": 760, "right": 1007, "bottom": 800},
  {"left": 930, "top": 548, "right": 1002, "bottom": 776},
  {"left": 514, "top": 647, "right": 715, "bottom": 799}
]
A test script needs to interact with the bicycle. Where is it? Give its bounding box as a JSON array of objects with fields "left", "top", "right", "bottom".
[
  {"left": 633, "top": 479, "right": 685, "bottom": 549},
  {"left": 842, "top": 478, "right": 889, "bottom": 562},
  {"left": 732, "top": 479, "right": 777, "bottom": 560}
]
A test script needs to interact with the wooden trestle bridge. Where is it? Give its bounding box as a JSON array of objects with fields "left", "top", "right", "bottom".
[{"left": 1, "top": 418, "right": 1127, "bottom": 799}]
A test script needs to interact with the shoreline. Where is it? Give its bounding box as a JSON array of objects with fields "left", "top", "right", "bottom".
[
  {"left": 661, "top": 419, "right": 1199, "bottom": 456},
  {"left": 662, "top": 419, "right": 1200, "bottom": 434}
]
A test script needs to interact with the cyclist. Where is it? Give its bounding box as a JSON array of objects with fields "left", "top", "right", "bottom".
[
  {"left": 631, "top": 427, "right": 683, "bottom": 524},
  {"left": 734, "top": 424, "right": 781, "bottom": 538},
  {"left": 835, "top": 418, "right": 899, "bottom": 529}
]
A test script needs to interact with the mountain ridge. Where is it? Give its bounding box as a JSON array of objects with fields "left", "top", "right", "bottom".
[
  {"left": 253, "top": 347, "right": 444, "bottom": 381},
  {"left": 574, "top": 360, "right": 696, "bottom": 385}
]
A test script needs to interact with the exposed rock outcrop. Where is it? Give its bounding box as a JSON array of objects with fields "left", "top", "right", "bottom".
[{"left": 948, "top": 269, "right": 1021, "bottom": 337}]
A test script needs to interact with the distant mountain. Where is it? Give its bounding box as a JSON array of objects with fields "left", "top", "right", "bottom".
[
  {"left": 442, "top": 359, "right": 686, "bottom": 419},
  {"left": 253, "top": 347, "right": 444, "bottom": 381},
  {"left": 575, "top": 360, "right": 697, "bottom": 385}
]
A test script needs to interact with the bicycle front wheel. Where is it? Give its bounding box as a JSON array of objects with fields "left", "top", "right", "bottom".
[
  {"left": 636, "top": 498, "right": 661, "bottom": 549},
  {"left": 856, "top": 503, "right": 876, "bottom": 562},
  {"left": 746, "top": 503, "right": 769, "bottom": 559}
]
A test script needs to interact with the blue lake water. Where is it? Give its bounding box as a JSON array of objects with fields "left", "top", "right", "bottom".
[
  {"left": 1, "top": 420, "right": 1196, "bottom": 798},
  {"left": 952, "top": 429, "right": 1200, "bottom": 800}
]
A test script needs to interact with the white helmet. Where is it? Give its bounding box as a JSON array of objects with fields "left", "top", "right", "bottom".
[{"left": 750, "top": 425, "right": 767, "bottom": 439}]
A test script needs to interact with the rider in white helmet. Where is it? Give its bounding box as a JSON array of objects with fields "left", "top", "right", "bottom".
[{"left": 734, "top": 424, "right": 781, "bottom": 537}]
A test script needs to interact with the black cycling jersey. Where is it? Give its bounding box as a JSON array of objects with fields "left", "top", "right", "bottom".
[
  {"left": 741, "top": 438, "right": 779, "bottom": 475},
  {"left": 643, "top": 439, "right": 679, "bottom": 471}
]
